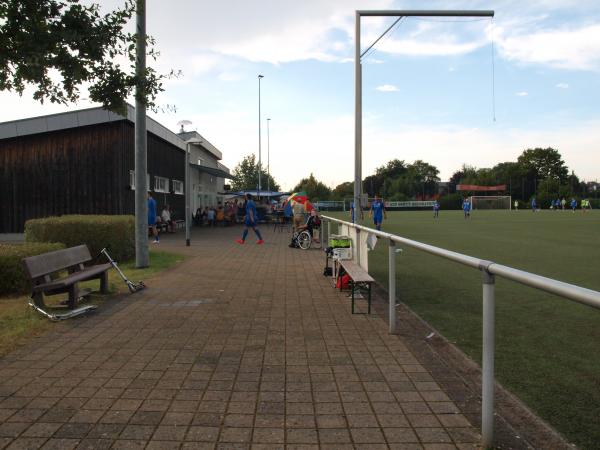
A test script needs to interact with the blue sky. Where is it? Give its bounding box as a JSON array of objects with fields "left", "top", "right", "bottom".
[{"left": 1, "top": 0, "right": 599, "bottom": 190}]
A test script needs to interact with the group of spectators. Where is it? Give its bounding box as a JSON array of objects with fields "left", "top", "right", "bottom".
[{"left": 194, "top": 201, "right": 242, "bottom": 227}]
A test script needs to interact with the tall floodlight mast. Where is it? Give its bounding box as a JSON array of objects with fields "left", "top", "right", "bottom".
[{"left": 353, "top": 8, "right": 494, "bottom": 445}]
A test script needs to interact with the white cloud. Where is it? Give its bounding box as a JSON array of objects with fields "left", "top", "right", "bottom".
[
  {"left": 364, "top": 58, "right": 384, "bottom": 65},
  {"left": 492, "top": 24, "right": 600, "bottom": 71},
  {"left": 375, "top": 35, "right": 484, "bottom": 57},
  {"left": 217, "top": 72, "right": 243, "bottom": 82},
  {"left": 376, "top": 84, "right": 399, "bottom": 92},
  {"left": 556, "top": 82, "right": 569, "bottom": 89},
  {"left": 516, "top": 92, "right": 529, "bottom": 96},
  {"left": 361, "top": 120, "right": 600, "bottom": 182}
]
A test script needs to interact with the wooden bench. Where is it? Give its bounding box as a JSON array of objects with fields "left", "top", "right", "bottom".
[
  {"left": 338, "top": 260, "right": 374, "bottom": 314},
  {"left": 22, "top": 245, "right": 111, "bottom": 316},
  {"left": 174, "top": 219, "right": 185, "bottom": 230}
]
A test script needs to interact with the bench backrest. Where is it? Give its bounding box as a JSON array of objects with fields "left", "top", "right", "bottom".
[{"left": 22, "top": 245, "right": 92, "bottom": 280}]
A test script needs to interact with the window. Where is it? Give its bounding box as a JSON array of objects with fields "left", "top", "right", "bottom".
[
  {"left": 129, "top": 171, "right": 150, "bottom": 190},
  {"left": 154, "top": 176, "right": 169, "bottom": 193},
  {"left": 172, "top": 180, "right": 184, "bottom": 195}
]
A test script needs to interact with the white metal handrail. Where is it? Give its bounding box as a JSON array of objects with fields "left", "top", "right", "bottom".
[{"left": 321, "top": 214, "right": 600, "bottom": 448}]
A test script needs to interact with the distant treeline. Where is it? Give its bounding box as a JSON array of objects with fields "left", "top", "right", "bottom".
[{"left": 292, "top": 147, "right": 598, "bottom": 209}]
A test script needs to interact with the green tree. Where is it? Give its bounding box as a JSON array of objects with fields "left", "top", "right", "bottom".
[
  {"left": 517, "top": 147, "right": 569, "bottom": 182},
  {"left": 331, "top": 181, "right": 353, "bottom": 200},
  {"left": 406, "top": 160, "right": 440, "bottom": 198},
  {"left": 365, "top": 159, "right": 407, "bottom": 196},
  {"left": 293, "top": 174, "right": 331, "bottom": 200},
  {"left": 230, "top": 154, "right": 280, "bottom": 192},
  {"left": 0, "top": 0, "right": 174, "bottom": 112}
]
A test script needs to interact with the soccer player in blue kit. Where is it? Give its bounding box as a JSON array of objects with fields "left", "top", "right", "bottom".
[
  {"left": 462, "top": 197, "right": 471, "bottom": 219},
  {"left": 370, "top": 195, "right": 387, "bottom": 231},
  {"left": 236, "top": 193, "right": 264, "bottom": 245}
]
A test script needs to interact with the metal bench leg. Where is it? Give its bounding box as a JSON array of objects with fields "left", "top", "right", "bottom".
[
  {"left": 31, "top": 292, "right": 45, "bottom": 308},
  {"left": 68, "top": 284, "right": 79, "bottom": 309},
  {"left": 100, "top": 272, "right": 109, "bottom": 294},
  {"left": 351, "top": 280, "right": 355, "bottom": 314}
]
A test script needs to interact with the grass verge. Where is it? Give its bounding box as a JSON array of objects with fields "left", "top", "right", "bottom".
[{"left": 0, "top": 249, "right": 185, "bottom": 358}]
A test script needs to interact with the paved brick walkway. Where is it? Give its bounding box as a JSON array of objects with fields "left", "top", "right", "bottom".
[{"left": 0, "top": 227, "right": 481, "bottom": 449}]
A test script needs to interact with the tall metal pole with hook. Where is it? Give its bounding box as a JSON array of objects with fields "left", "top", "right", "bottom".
[{"left": 258, "top": 74, "right": 264, "bottom": 199}]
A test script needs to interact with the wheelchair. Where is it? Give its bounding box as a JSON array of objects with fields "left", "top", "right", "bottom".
[{"left": 290, "top": 229, "right": 312, "bottom": 250}]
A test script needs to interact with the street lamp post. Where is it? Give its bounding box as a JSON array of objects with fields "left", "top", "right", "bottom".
[
  {"left": 258, "top": 74, "right": 264, "bottom": 199},
  {"left": 134, "top": 0, "right": 148, "bottom": 268},
  {"left": 267, "top": 118, "right": 271, "bottom": 194},
  {"left": 185, "top": 138, "right": 202, "bottom": 247}
]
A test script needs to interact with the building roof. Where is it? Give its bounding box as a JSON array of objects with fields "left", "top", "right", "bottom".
[
  {"left": 177, "top": 130, "right": 222, "bottom": 160},
  {"left": 0, "top": 104, "right": 224, "bottom": 162},
  {"left": 190, "top": 163, "right": 235, "bottom": 180}
]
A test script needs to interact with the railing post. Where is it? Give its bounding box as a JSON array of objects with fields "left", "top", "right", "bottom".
[
  {"left": 356, "top": 228, "right": 361, "bottom": 267},
  {"left": 389, "top": 239, "right": 396, "bottom": 334},
  {"left": 327, "top": 220, "right": 331, "bottom": 244},
  {"left": 481, "top": 268, "right": 495, "bottom": 449}
]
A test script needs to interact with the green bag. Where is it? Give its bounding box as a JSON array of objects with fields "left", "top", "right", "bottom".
[{"left": 329, "top": 235, "right": 351, "bottom": 248}]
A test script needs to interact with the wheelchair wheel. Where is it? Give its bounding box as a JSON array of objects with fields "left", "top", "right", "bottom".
[{"left": 297, "top": 231, "right": 312, "bottom": 250}]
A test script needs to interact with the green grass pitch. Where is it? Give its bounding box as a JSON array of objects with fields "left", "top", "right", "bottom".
[{"left": 332, "top": 209, "right": 600, "bottom": 449}]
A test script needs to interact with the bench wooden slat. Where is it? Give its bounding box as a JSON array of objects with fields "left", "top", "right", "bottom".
[
  {"left": 32, "top": 263, "right": 112, "bottom": 292},
  {"left": 23, "top": 245, "right": 91, "bottom": 279},
  {"left": 339, "top": 260, "right": 374, "bottom": 283}
]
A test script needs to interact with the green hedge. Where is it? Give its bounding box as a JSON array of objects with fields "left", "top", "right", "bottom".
[
  {"left": 0, "top": 242, "right": 66, "bottom": 295},
  {"left": 25, "top": 215, "right": 135, "bottom": 262}
]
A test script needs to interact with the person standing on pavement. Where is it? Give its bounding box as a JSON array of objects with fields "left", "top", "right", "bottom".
[
  {"left": 236, "top": 193, "right": 264, "bottom": 245},
  {"left": 148, "top": 192, "right": 159, "bottom": 244}
]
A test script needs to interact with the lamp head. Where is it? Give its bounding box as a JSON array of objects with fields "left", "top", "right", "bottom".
[{"left": 258, "top": 74, "right": 264, "bottom": 79}]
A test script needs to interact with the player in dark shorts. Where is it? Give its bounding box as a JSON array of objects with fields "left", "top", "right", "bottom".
[{"left": 236, "top": 193, "right": 264, "bottom": 245}]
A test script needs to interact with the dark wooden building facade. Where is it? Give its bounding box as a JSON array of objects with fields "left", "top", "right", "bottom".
[{"left": 0, "top": 106, "right": 194, "bottom": 232}]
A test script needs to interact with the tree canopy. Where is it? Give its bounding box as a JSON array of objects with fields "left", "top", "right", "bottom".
[
  {"left": 230, "top": 154, "right": 280, "bottom": 192},
  {"left": 517, "top": 147, "right": 569, "bottom": 182},
  {"left": 293, "top": 174, "right": 331, "bottom": 200},
  {"left": 0, "top": 0, "right": 173, "bottom": 112}
]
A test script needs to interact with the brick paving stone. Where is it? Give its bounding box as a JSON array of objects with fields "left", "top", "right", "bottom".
[
  {"left": 54, "top": 423, "right": 92, "bottom": 439},
  {"left": 4, "top": 437, "right": 46, "bottom": 450},
  {"left": 315, "top": 415, "right": 346, "bottom": 429},
  {"left": 120, "top": 424, "right": 155, "bottom": 440},
  {"left": 251, "top": 428, "right": 283, "bottom": 444},
  {"left": 152, "top": 425, "right": 187, "bottom": 441},
  {"left": 415, "top": 427, "right": 452, "bottom": 443},
  {"left": 146, "top": 441, "right": 181, "bottom": 450},
  {"left": 383, "top": 427, "right": 420, "bottom": 443},
  {"left": 185, "top": 426, "right": 219, "bottom": 442},
  {"left": 0, "top": 229, "right": 484, "bottom": 450},
  {"left": 87, "top": 423, "right": 124, "bottom": 439},
  {"left": 350, "top": 427, "right": 386, "bottom": 444},
  {"left": 110, "top": 440, "right": 147, "bottom": 450},
  {"left": 0, "top": 423, "right": 28, "bottom": 438},
  {"left": 286, "top": 428, "right": 318, "bottom": 444},
  {"left": 317, "top": 428, "right": 351, "bottom": 444},
  {"left": 40, "top": 438, "right": 79, "bottom": 450},
  {"left": 74, "top": 438, "right": 113, "bottom": 450}
]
